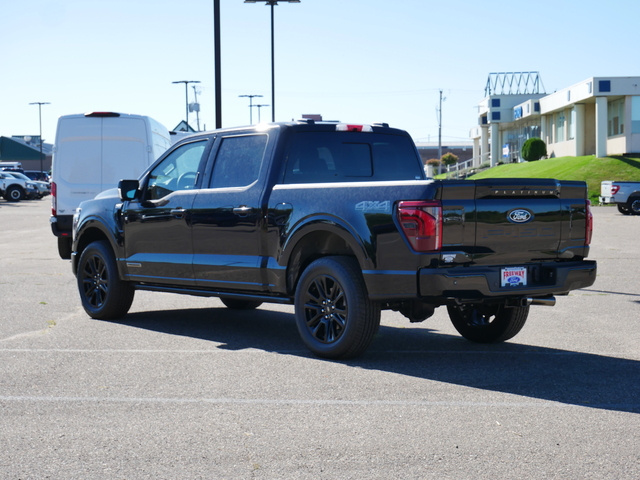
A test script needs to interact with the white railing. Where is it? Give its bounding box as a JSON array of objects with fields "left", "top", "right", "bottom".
[{"left": 443, "top": 153, "right": 490, "bottom": 179}]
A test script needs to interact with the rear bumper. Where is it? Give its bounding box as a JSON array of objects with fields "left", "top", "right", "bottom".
[
  {"left": 50, "top": 215, "right": 73, "bottom": 237},
  {"left": 419, "top": 260, "right": 597, "bottom": 300}
]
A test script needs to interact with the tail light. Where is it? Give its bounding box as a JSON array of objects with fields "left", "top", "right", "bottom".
[
  {"left": 585, "top": 200, "right": 593, "bottom": 246},
  {"left": 396, "top": 200, "right": 442, "bottom": 252},
  {"left": 51, "top": 181, "right": 57, "bottom": 216},
  {"left": 611, "top": 185, "right": 620, "bottom": 195}
]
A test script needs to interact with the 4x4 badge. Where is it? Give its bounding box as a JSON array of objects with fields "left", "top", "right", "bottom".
[{"left": 508, "top": 209, "right": 533, "bottom": 223}]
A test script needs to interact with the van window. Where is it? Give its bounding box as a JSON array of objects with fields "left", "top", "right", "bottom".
[{"left": 147, "top": 140, "right": 207, "bottom": 200}]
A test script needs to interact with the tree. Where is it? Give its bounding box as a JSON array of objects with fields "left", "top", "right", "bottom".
[
  {"left": 441, "top": 152, "right": 459, "bottom": 166},
  {"left": 521, "top": 137, "right": 547, "bottom": 161}
]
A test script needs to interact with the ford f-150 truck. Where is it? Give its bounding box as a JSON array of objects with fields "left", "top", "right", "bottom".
[
  {"left": 71, "top": 121, "right": 597, "bottom": 359},
  {"left": 607, "top": 181, "right": 640, "bottom": 214}
]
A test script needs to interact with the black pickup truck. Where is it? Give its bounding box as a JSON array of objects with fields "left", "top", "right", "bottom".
[{"left": 71, "top": 121, "right": 597, "bottom": 359}]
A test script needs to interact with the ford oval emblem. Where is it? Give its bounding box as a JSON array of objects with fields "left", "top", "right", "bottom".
[{"left": 508, "top": 209, "right": 533, "bottom": 223}]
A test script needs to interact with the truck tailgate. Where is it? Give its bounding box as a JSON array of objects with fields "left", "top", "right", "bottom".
[{"left": 442, "top": 179, "right": 590, "bottom": 266}]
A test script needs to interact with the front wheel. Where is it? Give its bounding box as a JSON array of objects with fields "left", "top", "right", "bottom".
[
  {"left": 294, "top": 256, "right": 380, "bottom": 359},
  {"left": 447, "top": 303, "right": 529, "bottom": 343},
  {"left": 5, "top": 185, "right": 23, "bottom": 202},
  {"left": 77, "top": 241, "right": 134, "bottom": 319}
]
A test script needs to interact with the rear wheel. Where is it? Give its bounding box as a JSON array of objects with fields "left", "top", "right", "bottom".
[
  {"left": 220, "top": 298, "right": 263, "bottom": 310},
  {"left": 447, "top": 303, "right": 529, "bottom": 343},
  {"left": 617, "top": 204, "right": 630, "bottom": 215},
  {"left": 57, "top": 236, "right": 72, "bottom": 259},
  {"left": 294, "top": 256, "right": 380, "bottom": 359},
  {"left": 77, "top": 241, "right": 134, "bottom": 319},
  {"left": 627, "top": 196, "right": 640, "bottom": 215}
]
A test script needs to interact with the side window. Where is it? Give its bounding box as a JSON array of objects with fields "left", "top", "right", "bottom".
[
  {"left": 147, "top": 140, "right": 207, "bottom": 200},
  {"left": 209, "top": 135, "right": 268, "bottom": 189}
]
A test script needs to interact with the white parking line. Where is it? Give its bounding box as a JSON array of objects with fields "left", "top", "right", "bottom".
[{"left": 0, "top": 395, "right": 618, "bottom": 409}]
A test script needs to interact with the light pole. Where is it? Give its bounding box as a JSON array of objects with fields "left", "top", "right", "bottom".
[
  {"left": 172, "top": 80, "right": 200, "bottom": 129},
  {"left": 239, "top": 94, "right": 263, "bottom": 124},
  {"left": 254, "top": 104, "right": 269, "bottom": 123},
  {"left": 29, "top": 102, "right": 50, "bottom": 175},
  {"left": 244, "top": 0, "right": 300, "bottom": 122}
]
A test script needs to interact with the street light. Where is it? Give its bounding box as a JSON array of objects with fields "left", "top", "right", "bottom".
[
  {"left": 244, "top": 0, "right": 300, "bottom": 122},
  {"left": 239, "top": 94, "right": 263, "bottom": 124},
  {"left": 172, "top": 80, "right": 200, "bottom": 129},
  {"left": 29, "top": 102, "right": 50, "bottom": 175},
  {"left": 254, "top": 104, "right": 270, "bottom": 123}
]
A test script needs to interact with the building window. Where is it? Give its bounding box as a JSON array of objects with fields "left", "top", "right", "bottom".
[
  {"left": 608, "top": 98, "right": 625, "bottom": 137},
  {"left": 569, "top": 108, "right": 576, "bottom": 140},
  {"left": 534, "top": 102, "right": 540, "bottom": 112},
  {"left": 555, "top": 112, "right": 565, "bottom": 143},
  {"left": 491, "top": 98, "right": 501, "bottom": 107},
  {"left": 632, "top": 96, "right": 640, "bottom": 134},
  {"left": 599, "top": 80, "right": 611, "bottom": 93},
  {"left": 491, "top": 111, "right": 501, "bottom": 121}
]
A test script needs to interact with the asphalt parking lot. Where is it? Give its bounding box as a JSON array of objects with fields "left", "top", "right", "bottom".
[{"left": 1, "top": 198, "right": 638, "bottom": 479}]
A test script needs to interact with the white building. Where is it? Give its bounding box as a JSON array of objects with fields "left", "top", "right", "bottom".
[{"left": 470, "top": 74, "right": 640, "bottom": 166}]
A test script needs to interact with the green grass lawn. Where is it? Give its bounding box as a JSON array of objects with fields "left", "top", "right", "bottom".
[{"left": 466, "top": 155, "right": 640, "bottom": 202}]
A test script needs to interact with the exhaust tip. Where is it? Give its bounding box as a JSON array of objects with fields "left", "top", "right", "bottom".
[{"left": 524, "top": 296, "right": 556, "bottom": 307}]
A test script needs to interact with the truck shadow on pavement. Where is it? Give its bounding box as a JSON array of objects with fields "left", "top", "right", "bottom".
[{"left": 117, "top": 306, "right": 640, "bottom": 414}]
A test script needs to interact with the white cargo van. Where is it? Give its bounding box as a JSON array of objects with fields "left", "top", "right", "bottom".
[{"left": 51, "top": 112, "right": 171, "bottom": 259}]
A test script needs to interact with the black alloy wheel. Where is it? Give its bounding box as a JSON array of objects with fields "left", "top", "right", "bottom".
[
  {"left": 294, "top": 256, "right": 380, "bottom": 359},
  {"left": 447, "top": 303, "right": 529, "bottom": 343},
  {"left": 77, "top": 241, "right": 134, "bottom": 320}
]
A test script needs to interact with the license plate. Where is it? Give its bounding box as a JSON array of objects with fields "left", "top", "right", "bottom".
[{"left": 501, "top": 267, "right": 527, "bottom": 287}]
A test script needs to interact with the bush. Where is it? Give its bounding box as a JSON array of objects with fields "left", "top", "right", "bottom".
[
  {"left": 441, "top": 152, "right": 459, "bottom": 166},
  {"left": 521, "top": 137, "right": 547, "bottom": 161},
  {"left": 425, "top": 158, "right": 441, "bottom": 167}
]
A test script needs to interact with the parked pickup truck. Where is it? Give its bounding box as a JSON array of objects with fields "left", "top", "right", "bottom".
[
  {"left": 606, "top": 181, "right": 640, "bottom": 215},
  {"left": 71, "top": 121, "right": 597, "bottom": 359}
]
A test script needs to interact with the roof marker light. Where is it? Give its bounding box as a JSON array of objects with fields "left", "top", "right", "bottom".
[{"left": 336, "top": 123, "right": 373, "bottom": 132}]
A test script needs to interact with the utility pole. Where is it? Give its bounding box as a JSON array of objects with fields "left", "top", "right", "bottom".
[
  {"left": 437, "top": 89, "right": 445, "bottom": 175},
  {"left": 255, "top": 104, "right": 270, "bottom": 123},
  {"left": 214, "top": 0, "right": 222, "bottom": 128},
  {"left": 172, "top": 80, "right": 200, "bottom": 129},
  {"left": 191, "top": 85, "right": 201, "bottom": 131},
  {"left": 29, "top": 102, "right": 50, "bottom": 174},
  {"left": 239, "top": 94, "right": 263, "bottom": 124}
]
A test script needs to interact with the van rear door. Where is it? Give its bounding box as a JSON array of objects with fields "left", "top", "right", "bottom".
[
  {"left": 101, "top": 116, "right": 150, "bottom": 189},
  {"left": 54, "top": 116, "right": 102, "bottom": 216}
]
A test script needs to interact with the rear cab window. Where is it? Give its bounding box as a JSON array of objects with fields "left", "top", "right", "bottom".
[{"left": 282, "top": 131, "right": 425, "bottom": 184}]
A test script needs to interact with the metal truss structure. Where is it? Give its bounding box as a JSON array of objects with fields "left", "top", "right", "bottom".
[{"left": 485, "top": 72, "right": 546, "bottom": 96}]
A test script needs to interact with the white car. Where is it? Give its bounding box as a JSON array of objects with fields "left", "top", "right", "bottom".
[{"left": 2, "top": 171, "right": 50, "bottom": 198}]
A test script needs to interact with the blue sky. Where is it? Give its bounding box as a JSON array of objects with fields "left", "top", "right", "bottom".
[{"left": 1, "top": 0, "right": 638, "bottom": 145}]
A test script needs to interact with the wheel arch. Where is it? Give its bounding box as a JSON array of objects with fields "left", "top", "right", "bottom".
[
  {"left": 73, "top": 219, "right": 120, "bottom": 275},
  {"left": 281, "top": 219, "right": 372, "bottom": 296}
]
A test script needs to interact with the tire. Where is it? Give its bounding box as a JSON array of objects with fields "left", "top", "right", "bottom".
[
  {"left": 220, "top": 297, "right": 263, "bottom": 310},
  {"left": 57, "top": 236, "right": 72, "bottom": 260},
  {"left": 5, "top": 185, "right": 24, "bottom": 202},
  {"left": 294, "top": 256, "right": 380, "bottom": 359},
  {"left": 617, "top": 204, "right": 630, "bottom": 215},
  {"left": 447, "top": 303, "right": 529, "bottom": 343},
  {"left": 627, "top": 196, "right": 640, "bottom": 215},
  {"left": 77, "top": 240, "right": 134, "bottom": 320}
]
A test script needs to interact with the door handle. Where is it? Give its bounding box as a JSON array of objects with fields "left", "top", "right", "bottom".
[
  {"left": 171, "top": 208, "right": 187, "bottom": 218},
  {"left": 233, "top": 205, "right": 253, "bottom": 216}
]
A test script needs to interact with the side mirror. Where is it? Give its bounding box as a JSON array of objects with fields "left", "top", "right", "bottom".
[{"left": 118, "top": 179, "right": 140, "bottom": 201}]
